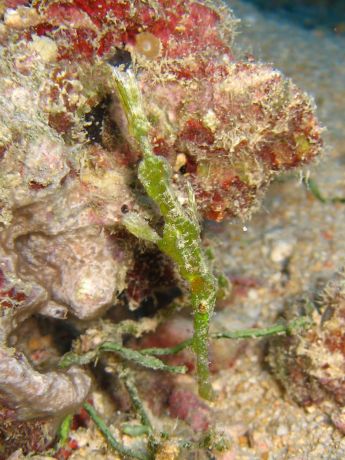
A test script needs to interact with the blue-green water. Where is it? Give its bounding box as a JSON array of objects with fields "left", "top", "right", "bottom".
[{"left": 243, "top": 0, "right": 345, "bottom": 34}]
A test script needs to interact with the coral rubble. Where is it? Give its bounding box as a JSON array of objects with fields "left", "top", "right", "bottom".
[{"left": 269, "top": 274, "right": 345, "bottom": 414}]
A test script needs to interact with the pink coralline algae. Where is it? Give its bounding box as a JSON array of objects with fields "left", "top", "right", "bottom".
[
  {"left": 169, "top": 387, "right": 211, "bottom": 432},
  {"left": 1, "top": 0, "right": 322, "bottom": 221},
  {"left": 0, "top": 0, "right": 322, "bottom": 456}
]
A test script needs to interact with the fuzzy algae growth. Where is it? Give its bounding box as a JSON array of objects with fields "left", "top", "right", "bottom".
[{"left": 113, "top": 66, "right": 217, "bottom": 400}]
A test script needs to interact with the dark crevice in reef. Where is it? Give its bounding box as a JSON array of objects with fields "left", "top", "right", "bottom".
[
  {"left": 84, "top": 97, "right": 110, "bottom": 145},
  {"left": 83, "top": 96, "right": 127, "bottom": 152},
  {"left": 132, "top": 285, "right": 183, "bottom": 320},
  {"left": 36, "top": 316, "right": 80, "bottom": 355}
]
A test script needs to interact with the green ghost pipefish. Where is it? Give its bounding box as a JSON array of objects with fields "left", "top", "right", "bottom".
[{"left": 111, "top": 65, "right": 217, "bottom": 400}]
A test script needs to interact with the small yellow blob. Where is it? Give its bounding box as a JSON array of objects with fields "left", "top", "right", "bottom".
[
  {"left": 174, "top": 153, "right": 187, "bottom": 172},
  {"left": 295, "top": 134, "right": 311, "bottom": 159},
  {"left": 4, "top": 6, "right": 40, "bottom": 29},
  {"left": 135, "top": 31, "right": 162, "bottom": 60}
]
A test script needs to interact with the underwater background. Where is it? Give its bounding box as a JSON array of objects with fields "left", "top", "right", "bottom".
[{"left": 1, "top": 0, "right": 345, "bottom": 458}]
